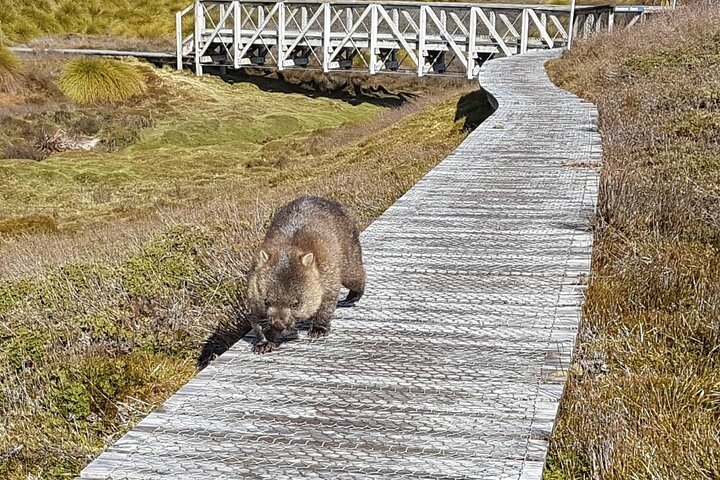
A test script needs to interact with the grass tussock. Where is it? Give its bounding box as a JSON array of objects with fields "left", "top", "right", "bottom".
[
  {"left": 59, "top": 58, "right": 147, "bottom": 104},
  {"left": 0, "top": 45, "right": 22, "bottom": 93},
  {"left": 545, "top": 4, "right": 720, "bottom": 479}
]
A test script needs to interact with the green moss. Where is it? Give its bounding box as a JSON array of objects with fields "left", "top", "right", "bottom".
[
  {"left": 0, "top": 278, "right": 40, "bottom": 313},
  {"left": 46, "top": 356, "right": 127, "bottom": 423},
  {"left": 46, "top": 370, "right": 93, "bottom": 422},
  {"left": 121, "top": 227, "right": 209, "bottom": 296},
  {"left": 0, "top": 327, "right": 51, "bottom": 370},
  {"left": 40, "top": 263, "right": 118, "bottom": 310},
  {"left": 73, "top": 310, "right": 124, "bottom": 339}
]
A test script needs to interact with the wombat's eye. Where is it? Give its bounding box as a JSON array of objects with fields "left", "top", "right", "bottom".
[
  {"left": 264, "top": 299, "right": 270, "bottom": 309},
  {"left": 291, "top": 300, "right": 300, "bottom": 309}
]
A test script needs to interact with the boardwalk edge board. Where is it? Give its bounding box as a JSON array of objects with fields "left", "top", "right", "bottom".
[{"left": 79, "top": 48, "right": 601, "bottom": 479}]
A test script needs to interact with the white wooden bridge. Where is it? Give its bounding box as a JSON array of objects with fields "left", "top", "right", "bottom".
[{"left": 176, "top": 0, "right": 652, "bottom": 77}]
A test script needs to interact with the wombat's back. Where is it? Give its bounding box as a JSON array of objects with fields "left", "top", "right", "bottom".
[{"left": 262, "top": 196, "right": 360, "bottom": 271}]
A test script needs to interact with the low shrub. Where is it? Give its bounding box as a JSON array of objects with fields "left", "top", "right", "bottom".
[
  {"left": 59, "top": 58, "right": 147, "bottom": 105},
  {"left": 2, "top": 143, "right": 48, "bottom": 161}
]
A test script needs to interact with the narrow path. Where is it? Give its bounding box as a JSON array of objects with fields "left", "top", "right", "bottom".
[{"left": 79, "top": 49, "right": 601, "bottom": 480}]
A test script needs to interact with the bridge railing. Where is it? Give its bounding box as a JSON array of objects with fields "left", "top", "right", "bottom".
[{"left": 177, "top": 1, "right": 623, "bottom": 77}]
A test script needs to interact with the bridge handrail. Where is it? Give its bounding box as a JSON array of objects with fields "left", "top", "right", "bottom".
[
  {"left": 197, "top": 0, "right": 614, "bottom": 11},
  {"left": 176, "top": 4, "right": 196, "bottom": 69},
  {"left": 177, "top": 0, "right": 657, "bottom": 76}
]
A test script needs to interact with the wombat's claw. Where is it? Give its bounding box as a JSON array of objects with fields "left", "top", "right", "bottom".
[
  {"left": 337, "top": 299, "right": 358, "bottom": 308},
  {"left": 252, "top": 341, "right": 277, "bottom": 354},
  {"left": 307, "top": 326, "right": 329, "bottom": 338}
]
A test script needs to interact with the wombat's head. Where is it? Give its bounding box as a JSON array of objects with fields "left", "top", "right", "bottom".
[{"left": 248, "top": 247, "right": 324, "bottom": 331}]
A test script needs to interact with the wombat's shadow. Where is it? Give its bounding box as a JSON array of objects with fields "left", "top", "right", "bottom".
[{"left": 196, "top": 301, "right": 347, "bottom": 370}]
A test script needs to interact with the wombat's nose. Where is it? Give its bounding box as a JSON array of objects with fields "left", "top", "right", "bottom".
[{"left": 267, "top": 307, "right": 292, "bottom": 328}]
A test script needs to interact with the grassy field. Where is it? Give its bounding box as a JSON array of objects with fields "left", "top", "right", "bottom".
[
  {"left": 0, "top": 59, "right": 382, "bottom": 234},
  {"left": 0, "top": 0, "right": 188, "bottom": 43},
  {"left": 545, "top": 4, "right": 720, "bottom": 479},
  {"left": 0, "top": 46, "right": 488, "bottom": 477}
]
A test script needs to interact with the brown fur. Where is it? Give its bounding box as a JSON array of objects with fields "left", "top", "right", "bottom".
[{"left": 247, "top": 196, "right": 365, "bottom": 353}]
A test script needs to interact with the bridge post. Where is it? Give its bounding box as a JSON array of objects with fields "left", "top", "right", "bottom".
[
  {"left": 193, "top": 0, "right": 202, "bottom": 76},
  {"left": 568, "top": 0, "right": 577, "bottom": 48},
  {"left": 370, "top": 5, "right": 378, "bottom": 74},
  {"left": 278, "top": 2, "right": 286, "bottom": 70},
  {"left": 520, "top": 8, "right": 529, "bottom": 54},
  {"left": 233, "top": 1, "right": 241, "bottom": 68},
  {"left": 417, "top": 6, "right": 427, "bottom": 77},
  {"left": 176, "top": 9, "right": 183, "bottom": 70},
  {"left": 323, "top": 3, "right": 331, "bottom": 73},
  {"left": 467, "top": 8, "right": 477, "bottom": 79}
]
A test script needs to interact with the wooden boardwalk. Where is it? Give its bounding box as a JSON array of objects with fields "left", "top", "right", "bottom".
[{"left": 79, "top": 49, "right": 601, "bottom": 479}]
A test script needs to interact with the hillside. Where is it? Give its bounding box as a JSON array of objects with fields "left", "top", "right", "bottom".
[
  {"left": 0, "top": 0, "right": 186, "bottom": 43},
  {"left": 545, "top": 4, "right": 720, "bottom": 479}
]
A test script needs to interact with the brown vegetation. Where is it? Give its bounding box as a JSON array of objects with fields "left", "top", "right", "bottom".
[{"left": 545, "top": 4, "right": 720, "bottom": 479}]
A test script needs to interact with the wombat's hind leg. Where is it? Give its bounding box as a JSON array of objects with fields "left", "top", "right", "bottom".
[
  {"left": 339, "top": 239, "right": 365, "bottom": 307},
  {"left": 308, "top": 295, "right": 337, "bottom": 338},
  {"left": 338, "top": 266, "right": 365, "bottom": 307}
]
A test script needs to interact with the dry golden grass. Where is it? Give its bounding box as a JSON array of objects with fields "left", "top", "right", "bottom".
[{"left": 545, "top": 4, "right": 720, "bottom": 479}]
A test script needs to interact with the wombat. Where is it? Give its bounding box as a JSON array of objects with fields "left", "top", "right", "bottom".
[{"left": 247, "top": 196, "right": 365, "bottom": 354}]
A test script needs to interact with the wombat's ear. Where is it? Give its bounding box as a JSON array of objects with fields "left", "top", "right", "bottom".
[
  {"left": 300, "top": 252, "right": 314, "bottom": 267},
  {"left": 258, "top": 249, "right": 270, "bottom": 265}
]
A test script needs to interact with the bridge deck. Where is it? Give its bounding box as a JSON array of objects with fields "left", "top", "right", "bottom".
[{"left": 79, "top": 49, "right": 600, "bottom": 479}]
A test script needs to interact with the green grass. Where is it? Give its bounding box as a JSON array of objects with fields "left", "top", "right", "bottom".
[
  {"left": 59, "top": 58, "right": 147, "bottom": 104},
  {"left": 545, "top": 4, "right": 720, "bottom": 479},
  {"left": 0, "top": 65, "right": 382, "bottom": 231}
]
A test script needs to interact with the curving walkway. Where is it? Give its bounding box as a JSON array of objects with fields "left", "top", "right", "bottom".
[{"left": 79, "top": 49, "right": 601, "bottom": 480}]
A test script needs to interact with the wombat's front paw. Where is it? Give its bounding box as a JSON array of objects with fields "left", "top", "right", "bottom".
[
  {"left": 307, "top": 326, "right": 329, "bottom": 338},
  {"left": 252, "top": 341, "right": 277, "bottom": 354}
]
